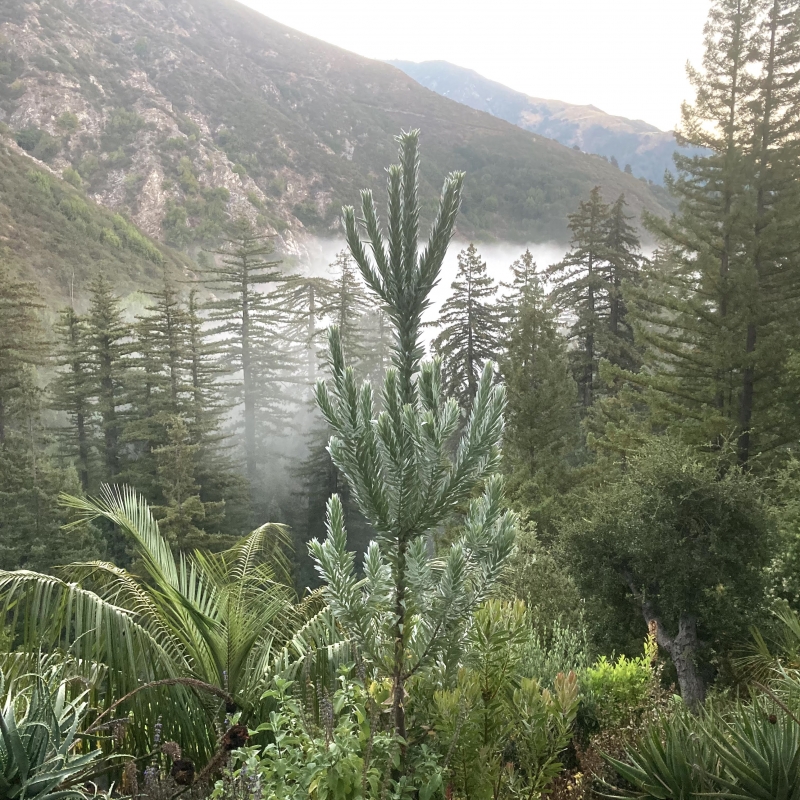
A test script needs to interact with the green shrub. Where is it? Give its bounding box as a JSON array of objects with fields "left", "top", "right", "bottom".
[
  {"left": 161, "top": 136, "right": 187, "bottom": 151},
  {"left": 214, "top": 674, "right": 442, "bottom": 800},
  {"left": 15, "top": 127, "right": 42, "bottom": 152},
  {"left": 61, "top": 166, "right": 82, "bottom": 188},
  {"left": 432, "top": 601, "right": 580, "bottom": 800},
  {"left": 77, "top": 154, "right": 100, "bottom": 179},
  {"left": 26, "top": 169, "right": 52, "bottom": 196},
  {"left": 32, "top": 131, "right": 60, "bottom": 161},
  {"left": 112, "top": 213, "right": 163, "bottom": 263},
  {"left": 100, "top": 227, "right": 121, "bottom": 248},
  {"left": 582, "top": 637, "right": 658, "bottom": 729},
  {"left": 56, "top": 111, "right": 79, "bottom": 133},
  {"left": 59, "top": 196, "right": 91, "bottom": 223}
]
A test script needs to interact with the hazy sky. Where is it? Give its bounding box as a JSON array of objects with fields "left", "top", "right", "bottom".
[{"left": 238, "top": 0, "right": 710, "bottom": 132}]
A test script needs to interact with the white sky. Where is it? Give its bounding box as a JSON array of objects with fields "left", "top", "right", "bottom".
[{"left": 238, "top": 0, "right": 709, "bottom": 132}]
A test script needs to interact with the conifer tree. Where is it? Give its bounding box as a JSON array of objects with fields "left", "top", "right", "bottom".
[
  {"left": 185, "top": 288, "right": 228, "bottom": 441},
  {"left": 602, "top": 194, "right": 643, "bottom": 373},
  {"left": 500, "top": 255, "right": 578, "bottom": 525},
  {"left": 123, "top": 275, "right": 190, "bottom": 497},
  {"left": 275, "top": 275, "right": 336, "bottom": 387},
  {"left": 51, "top": 307, "right": 95, "bottom": 491},
  {"left": 549, "top": 187, "right": 610, "bottom": 409},
  {"left": 616, "top": 0, "right": 800, "bottom": 460},
  {"left": 203, "top": 218, "right": 287, "bottom": 500},
  {"left": 311, "top": 131, "right": 516, "bottom": 751},
  {"left": 499, "top": 249, "right": 539, "bottom": 328},
  {"left": 152, "top": 415, "right": 226, "bottom": 551},
  {"left": 0, "top": 267, "right": 97, "bottom": 571},
  {"left": 0, "top": 266, "right": 49, "bottom": 444},
  {"left": 86, "top": 275, "right": 131, "bottom": 481},
  {"left": 431, "top": 243, "right": 501, "bottom": 408},
  {"left": 329, "top": 249, "right": 372, "bottom": 366},
  {"left": 737, "top": 0, "right": 800, "bottom": 462}
]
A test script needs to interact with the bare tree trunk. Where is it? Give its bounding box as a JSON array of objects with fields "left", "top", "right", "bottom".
[{"left": 626, "top": 574, "right": 706, "bottom": 710}]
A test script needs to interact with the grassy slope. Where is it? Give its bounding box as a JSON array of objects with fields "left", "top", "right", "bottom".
[
  {"left": 0, "top": 0, "right": 673, "bottom": 246},
  {"left": 0, "top": 141, "right": 191, "bottom": 305}
]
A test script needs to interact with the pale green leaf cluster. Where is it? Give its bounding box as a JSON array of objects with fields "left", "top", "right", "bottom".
[{"left": 309, "top": 131, "right": 516, "bottom": 689}]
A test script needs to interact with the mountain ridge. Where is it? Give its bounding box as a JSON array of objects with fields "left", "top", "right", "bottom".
[
  {"left": 0, "top": 0, "right": 672, "bottom": 274},
  {"left": 388, "top": 59, "right": 691, "bottom": 185}
]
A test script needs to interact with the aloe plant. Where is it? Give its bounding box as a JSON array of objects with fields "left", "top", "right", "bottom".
[
  {"left": 0, "top": 662, "right": 101, "bottom": 799},
  {"left": 603, "top": 711, "right": 715, "bottom": 799}
]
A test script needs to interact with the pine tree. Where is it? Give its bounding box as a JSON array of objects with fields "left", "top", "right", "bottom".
[
  {"left": 122, "top": 275, "right": 190, "bottom": 498},
  {"left": 329, "top": 249, "right": 373, "bottom": 366},
  {"left": 360, "top": 306, "right": 393, "bottom": 388},
  {"left": 0, "top": 266, "right": 48, "bottom": 444},
  {"left": 548, "top": 187, "right": 611, "bottom": 409},
  {"left": 152, "top": 415, "right": 226, "bottom": 552},
  {"left": 602, "top": 194, "right": 643, "bottom": 374},
  {"left": 51, "top": 307, "right": 95, "bottom": 491},
  {"left": 0, "top": 369, "right": 99, "bottom": 571},
  {"left": 617, "top": 0, "right": 800, "bottom": 460},
  {"left": 499, "top": 249, "right": 539, "bottom": 328},
  {"left": 737, "top": 0, "right": 800, "bottom": 463},
  {"left": 431, "top": 243, "right": 501, "bottom": 408},
  {"left": 0, "top": 267, "right": 98, "bottom": 571},
  {"left": 204, "top": 218, "right": 289, "bottom": 502},
  {"left": 500, "top": 255, "right": 578, "bottom": 527},
  {"left": 275, "top": 274, "right": 336, "bottom": 388},
  {"left": 86, "top": 275, "right": 131, "bottom": 481}
]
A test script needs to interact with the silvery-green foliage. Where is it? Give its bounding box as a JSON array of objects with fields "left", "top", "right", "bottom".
[{"left": 309, "top": 130, "right": 517, "bottom": 689}]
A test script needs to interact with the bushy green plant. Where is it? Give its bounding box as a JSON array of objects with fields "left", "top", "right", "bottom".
[
  {"left": 311, "top": 130, "right": 516, "bottom": 748},
  {"left": 582, "top": 637, "right": 658, "bottom": 729},
  {"left": 213, "top": 674, "right": 442, "bottom": 800},
  {"left": 432, "top": 601, "right": 579, "bottom": 800},
  {"left": 519, "top": 616, "right": 592, "bottom": 690}
]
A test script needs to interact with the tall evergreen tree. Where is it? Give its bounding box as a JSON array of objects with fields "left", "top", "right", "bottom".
[
  {"left": 329, "top": 249, "right": 373, "bottom": 366},
  {"left": 203, "top": 218, "right": 287, "bottom": 502},
  {"left": 548, "top": 187, "right": 611, "bottom": 409},
  {"left": 499, "top": 249, "right": 539, "bottom": 328},
  {"left": 0, "top": 266, "right": 98, "bottom": 571},
  {"left": 123, "top": 275, "right": 190, "bottom": 498},
  {"left": 500, "top": 255, "right": 578, "bottom": 528},
  {"left": 312, "top": 130, "right": 516, "bottom": 752},
  {"left": 431, "top": 243, "right": 501, "bottom": 408},
  {"left": 51, "top": 307, "right": 95, "bottom": 491},
  {"left": 185, "top": 289, "right": 251, "bottom": 541},
  {"left": 152, "top": 415, "right": 226, "bottom": 552},
  {"left": 0, "top": 266, "right": 48, "bottom": 444},
  {"left": 602, "top": 194, "right": 643, "bottom": 374},
  {"left": 737, "top": 0, "right": 800, "bottom": 463},
  {"left": 275, "top": 274, "right": 336, "bottom": 389},
  {"left": 86, "top": 275, "right": 131, "bottom": 481},
  {"left": 617, "top": 0, "right": 800, "bottom": 460}
]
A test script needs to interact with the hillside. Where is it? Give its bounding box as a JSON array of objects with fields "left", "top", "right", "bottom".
[
  {"left": 0, "top": 0, "right": 672, "bottom": 255},
  {"left": 0, "top": 137, "right": 191, "bottom": 304},
  {"left": 389, "top": 60, "right": 692, "bottom": 186}
]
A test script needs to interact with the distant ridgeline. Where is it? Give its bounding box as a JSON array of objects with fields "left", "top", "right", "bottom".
[{"left": 389, "top": 60, "right": 701, "bottom": 186}]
